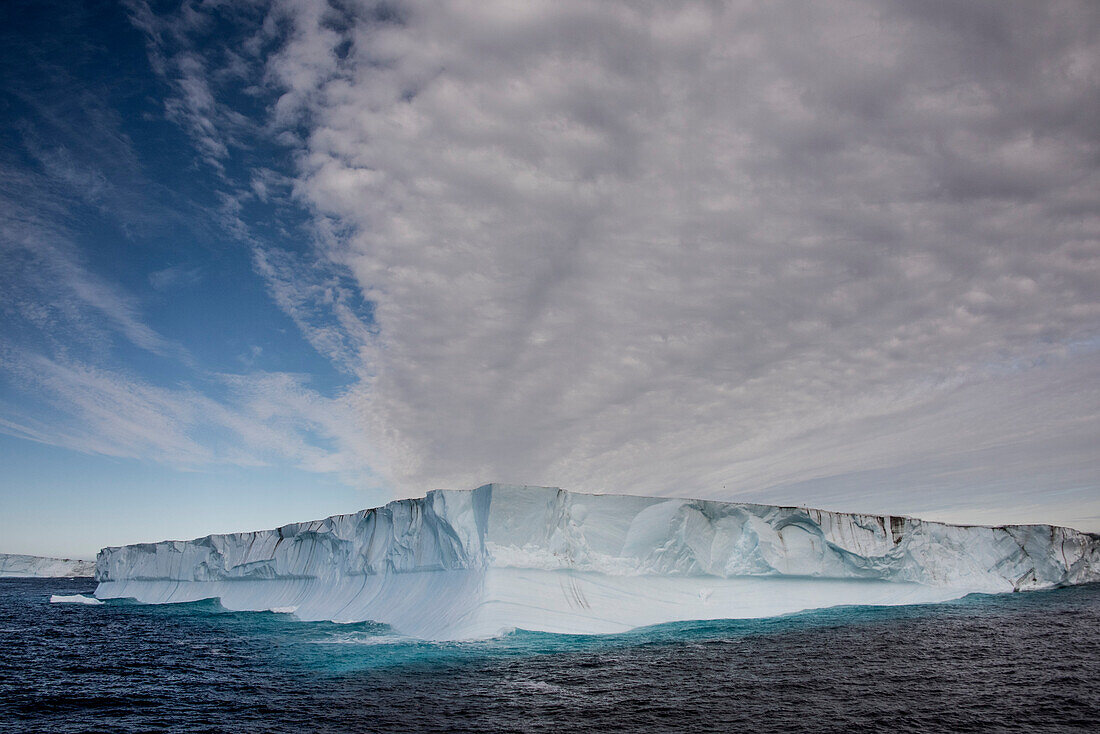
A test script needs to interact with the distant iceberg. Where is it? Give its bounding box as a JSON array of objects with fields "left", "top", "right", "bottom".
[
  {"left": 94, "top": 484, "right": 1100, "bottom": 639},
  {"left": 0, "top": 553, "right": 95, "bottom": 578}
]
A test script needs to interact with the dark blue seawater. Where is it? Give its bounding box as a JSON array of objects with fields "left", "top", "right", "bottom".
[{"left": 2, "top": 579, "right": 1098, "bottom": 733}]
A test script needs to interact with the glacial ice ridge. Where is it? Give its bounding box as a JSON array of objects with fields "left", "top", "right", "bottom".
[
  {"left": 94, "top": 484, "right": 1100, "bottom": 639},
  {"left": 0, "top": 553, "right": 95, "bottom": 578}
]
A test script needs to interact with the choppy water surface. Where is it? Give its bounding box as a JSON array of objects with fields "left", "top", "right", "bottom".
[{"left": 2, "top": 578, "right": 1098, "bottom": 732}]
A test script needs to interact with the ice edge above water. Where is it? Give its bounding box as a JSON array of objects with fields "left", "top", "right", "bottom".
[
  {"left": 49, "top": 594, "right": 103, "bottom": 605},
  {"left": 94, "top": 484, "right": 1100, "bottom": 640}
]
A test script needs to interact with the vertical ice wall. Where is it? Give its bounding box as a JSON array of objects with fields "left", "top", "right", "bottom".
[{"left": 94, "top": 485, "right": 1100, "bottom": 638}]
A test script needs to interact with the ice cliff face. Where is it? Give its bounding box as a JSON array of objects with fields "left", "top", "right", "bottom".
[
  {"left": 0, "top": 553, "right": 95, "bottom": 578},
  {"left": 95, "top": 485, "right": 1100, "bottom": 639}
]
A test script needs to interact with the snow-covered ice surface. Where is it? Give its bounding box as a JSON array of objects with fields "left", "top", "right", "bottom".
[
  {"left": 0, "top": 553, "right": 95, "bottom": 578},
  {"left": 94, "top": 484, "right": 1100, "bottom": 639}
]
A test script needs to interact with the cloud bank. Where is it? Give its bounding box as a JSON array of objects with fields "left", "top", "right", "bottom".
[
  {"left": 213, "top": 0, "right": 1098, "bottom": 525},
  {"left": 5, "top": 0, "right": 1098, "bottom": 529}
]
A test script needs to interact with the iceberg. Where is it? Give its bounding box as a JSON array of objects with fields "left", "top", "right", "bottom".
[
  {"left": 0, "top": 553, "right": 95, "bottom": 578},
  {"left": 94, "top": 484, "right": 1100, "bottom": 639},
  {"left": 49, "top": 594, "right": 103, "bottom": 605}
]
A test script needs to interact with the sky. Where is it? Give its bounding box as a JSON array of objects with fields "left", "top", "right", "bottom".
[{"left": 1, "top": 0, "right": 1098, "bottom": 560}]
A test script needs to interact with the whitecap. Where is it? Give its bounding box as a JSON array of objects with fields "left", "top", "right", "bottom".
[{"left": 312, "top": 630, "right": 416, "bottom": 645}]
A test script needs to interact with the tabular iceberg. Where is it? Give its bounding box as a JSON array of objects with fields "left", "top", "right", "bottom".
[
  {"left": 94, "top": 484, "right": 1100, "bottom": 639},
  {"left": 1, "top": 553, "right": 95, "bottom": 578}
]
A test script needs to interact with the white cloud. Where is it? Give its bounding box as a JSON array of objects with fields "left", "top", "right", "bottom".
[
  {"left": 124, "top": 0, "right": 273, "bottom": 173},
  {"left": 251, "top": 244, "right": 375, "bottom": 374},
  {"left": 232, "top": 0, "right": 1100, "bottom": 525},
  {"left": 0, "top": 127, "right": 377, "bottom": 485},
  {"left": 148, "top": 264, "right": 203, "bottom": 291},
  {"left": 4, "top": 0, "right": 1084, "bottom": 529},
  {"left": 0, "top": 347, "right": 378, "bottom": 482},
  {"left": 0, "top": 201, "right": 188, "bottom": 361}
]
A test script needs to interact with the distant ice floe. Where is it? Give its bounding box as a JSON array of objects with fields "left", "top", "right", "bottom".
[
  {"left": 94, "top": 484, "right": 1100, "bottom": 640},
  {"left": 50, "top": 594, "right": 103, "bottom": 605}
]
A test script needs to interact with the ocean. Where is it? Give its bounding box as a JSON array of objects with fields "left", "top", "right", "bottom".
[{"left": 2, "top": 578, "right": 1098, "bottom": 733}]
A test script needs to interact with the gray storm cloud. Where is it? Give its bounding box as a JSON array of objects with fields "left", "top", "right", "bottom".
[{"left": 151, "top": 0, "right": 1100, "bottom": 526}]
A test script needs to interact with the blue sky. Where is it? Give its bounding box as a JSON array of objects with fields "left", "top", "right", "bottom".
[
  {"left": 0, "top": 0, "right": 381, "bottom": 557},
  {"left": 2, "top": 0, "right": 1099, "bottom": 559}
]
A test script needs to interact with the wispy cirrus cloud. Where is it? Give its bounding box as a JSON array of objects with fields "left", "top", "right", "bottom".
[
  {"left": 148, "top": 264, "right": 203, "bottom": 292},
  {"left": 0, "top": 108, "right": 198, "bottom": 363},
  {"left": 0, "top": 347, "right": 376, "bottom": 479},
  {"left": 251, "top": 244, "right": 375, "bottom": 376},
  {"left": 0, "top": 179, "right": 376, "bottom": 480},
  {"left": 0, "top": 3, "right": 378, "bottom": 486},
  {"left": 122, "top": 0, "right": 267, "bottom": 173}
]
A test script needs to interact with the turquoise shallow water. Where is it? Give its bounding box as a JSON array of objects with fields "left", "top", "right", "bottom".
[{"left": 3, "top": 578, "right": 1099, "bottom": 732}]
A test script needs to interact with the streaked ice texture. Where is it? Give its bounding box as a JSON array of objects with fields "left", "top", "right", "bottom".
[
  {"left": 0, "top": 553, "right": 95, "bottom": 578},
  {"left": 94, "top": 485, "right": 1100, "bottom": 639}
]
